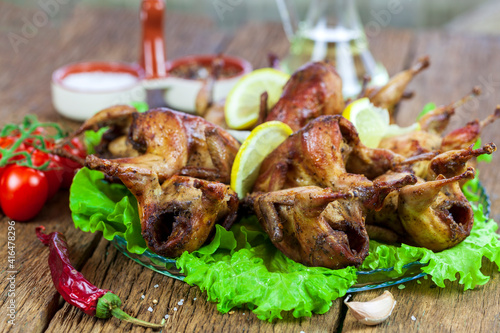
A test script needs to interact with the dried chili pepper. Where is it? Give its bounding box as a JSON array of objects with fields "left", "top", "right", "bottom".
[{"left": 36, "top": 226, "right": 164, "bottom": 329}]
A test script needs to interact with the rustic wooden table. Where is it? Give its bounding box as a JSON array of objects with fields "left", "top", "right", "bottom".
[{"left": 1, "top": 3, "right": 499, "bottom": 333}]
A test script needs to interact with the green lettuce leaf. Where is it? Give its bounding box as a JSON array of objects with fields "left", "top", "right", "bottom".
[
  {"left": 84, "top": 127, "right": 108, "bottom": 155},
  {"left": 70, "top": 167, "right": 147, "bottom": 254},
  {"left": 69, "top": 167, "right": 500, "bottom": 321},
  {"left": 177, "top": 218, "right": 357, "bottom": 321}
]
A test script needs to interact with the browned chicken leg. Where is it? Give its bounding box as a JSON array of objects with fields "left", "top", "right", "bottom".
[
  {"left": 440, "top": 106, "right": 500, "bottom": 151},
  {"left": 263, "top": 62, "right": 344, "bottom": 131},
  {"left": 429, "top": 143, "right": 496, "bottom": 178},
  {"left": 365, "top": 56, "right": 430, "bottom": 121},
  {"left": 418, "top": 87, "right": 481, "bottom": 134}
]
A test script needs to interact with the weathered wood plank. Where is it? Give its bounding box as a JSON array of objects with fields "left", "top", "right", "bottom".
[{"left": 342, "top": 31, "right": 500, "bottom": 333}]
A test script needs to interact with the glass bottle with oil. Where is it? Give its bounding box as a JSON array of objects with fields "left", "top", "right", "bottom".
[{"left": 276, "top": 0, "right": 388, "bottom": 98}]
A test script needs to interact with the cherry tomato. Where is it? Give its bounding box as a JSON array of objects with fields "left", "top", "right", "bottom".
[
  {"left": 0, "top": 165, "right": 48, "bottom": 221},
  {"left": 29, "top": 148, "right": 63, "bottom": 199},
  {"left": 58, "top": 138, "right": 86, "bottom": 189},
  {"left": 0, "top": 137, "right": 27, "bottom": 178}
]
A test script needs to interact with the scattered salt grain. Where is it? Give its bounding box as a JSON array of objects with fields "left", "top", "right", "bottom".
[
  {"left": 141, "top": 295, "right": 145, "bottom": 299},
  {"left": 178, "top": 299, "right": 184, "bottom": 306},
  {"left": 193, "top": 297, "right": 197, "bottom": 301},
  {"left": 243, "top": 313, "right": 245, "bottom": 315},
  {"left": 174, "top": 307, "right": 178, "bottom": 311},
  {"left": 164, "top": 314, "right": 170, "bottom": 319},
  {"left": 411, "top": 316, "right": 416, "bottom": 321},
  {"left": 147, "top": 307, "right": 153, "bottom": 312},
  {"left": 62, "top": 71, "right": 138, "bottom": 92},
  {"left": 300, "top": 331, "right": 305, "bottom": 333},
  {"left": 154, "top": 284, "right": 159, "bottom": 288}
]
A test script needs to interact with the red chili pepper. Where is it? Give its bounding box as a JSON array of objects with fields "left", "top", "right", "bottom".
[{"left": 36, "top": 226, "right": 164, "bottom": 329}]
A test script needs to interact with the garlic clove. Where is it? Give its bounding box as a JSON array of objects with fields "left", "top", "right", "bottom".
[{"left": 344, "top": 290, "right": 397, "bottom": 326}]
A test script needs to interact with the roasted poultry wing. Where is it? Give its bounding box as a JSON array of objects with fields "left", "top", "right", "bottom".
[{"left": 82, "top": 108, "right": 240, "bottom": 256}]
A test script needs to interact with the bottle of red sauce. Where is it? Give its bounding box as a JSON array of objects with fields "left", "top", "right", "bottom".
[{"left": 140, "top": 0, "right": 167, "bottom": 80}]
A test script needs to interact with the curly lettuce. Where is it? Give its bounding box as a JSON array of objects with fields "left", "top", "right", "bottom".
[{"left": 70, "top": 167, "right": 500, "bottom": 321}]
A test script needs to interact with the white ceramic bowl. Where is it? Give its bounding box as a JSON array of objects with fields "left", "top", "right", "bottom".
[
  {"left": 162, "top": 55, "right": 252, "bottom": 113},
  {"left": 52, "top": 62, "right": 146, "bottom": 121}
]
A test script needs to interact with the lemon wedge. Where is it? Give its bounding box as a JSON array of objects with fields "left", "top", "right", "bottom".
[
  {"left": 343, "top": 98, "right": 419, "bottom": 147},
  {"left": 225, "top": 68, "right": 290, "bottom": 130},
  {"left": 230, "top": 121, "right": 293, "bottom": 198}
]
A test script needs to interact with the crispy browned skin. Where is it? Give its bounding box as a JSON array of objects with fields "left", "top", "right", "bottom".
[
  {"left": 418, "top": 87, "right": 481, "bottom": 134},
  {"left": 85, "top": 108, "right": 240, "bottom": 184},
  {"left": 247, "top": 187, "right": 369, "bottom": 269},
  {"left": 264, "top": 62, "right": 344, "bottom": 131}
]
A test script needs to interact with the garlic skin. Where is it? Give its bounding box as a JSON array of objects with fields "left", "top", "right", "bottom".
[{"left": 344, "top": 290, "right": 397, "bottom": 326}]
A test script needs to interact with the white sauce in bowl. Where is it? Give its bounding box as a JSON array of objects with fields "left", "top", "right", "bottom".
[{"left": 62, "top": 71, "right": 139, "bottom": 92}]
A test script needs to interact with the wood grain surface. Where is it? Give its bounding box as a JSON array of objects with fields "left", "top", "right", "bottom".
[{"left": 0, "top": 2, "right": 499, "bottom": 333}]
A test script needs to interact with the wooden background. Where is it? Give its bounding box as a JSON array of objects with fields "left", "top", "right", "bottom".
[{"left": 0, "top": 2, "right": 499, "bottom": 332}]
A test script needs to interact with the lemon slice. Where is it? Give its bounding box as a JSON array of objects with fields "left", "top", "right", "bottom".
[
  {"left": 231, "top": 121, "right": 293, "bottom": 198},
  {"left": 225, "top": 68, "right": 290, "bottom": 130},
  {"left": 342, "top": 98, "right": 390, "bottom": 148}
]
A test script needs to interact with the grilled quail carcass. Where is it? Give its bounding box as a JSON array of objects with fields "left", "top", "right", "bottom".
[
  {"left": 247, "top": 115, "right": 417, "bottom": 268},
  {"left": 247, "top": 187, "right": 369, "bottom": 269},
  {"left": 367, "top": 147, "right": 491, "bottom": 251},
  {"left": 82, "top": 108, "right": 241, "bottom": 257},
  {"left": 263, "top": 62, "right": 344, "bottom": 132}
]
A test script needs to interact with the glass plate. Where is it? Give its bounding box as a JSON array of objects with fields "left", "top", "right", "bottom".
[{"left": 112, "top": 181, "right": 491, "bottom": 292}]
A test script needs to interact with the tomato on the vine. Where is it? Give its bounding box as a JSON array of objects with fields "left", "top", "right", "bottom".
[
  {"left": 59, "top": 138, "right": 86, "bottom": 189},
  {"left": 29, "top": 148, "right": 63, "bottom": 199},
  {"left": 0, "top": 164, "right": 48, "bottom": 221},
  {"left": 0, "top": 136, "right": 27, "bottom": 179}
]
